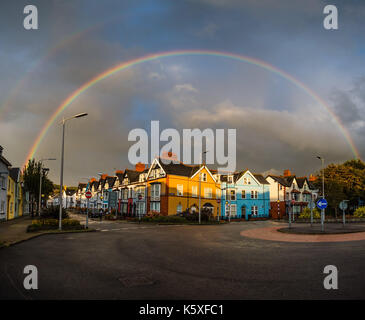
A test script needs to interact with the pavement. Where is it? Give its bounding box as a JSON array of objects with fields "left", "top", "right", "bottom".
[
  {"left": 0, "top": 216, "right": 39, "bottom": 247},
  {"left": 1, "top": 217, "right": 365, "bottom": 299}
]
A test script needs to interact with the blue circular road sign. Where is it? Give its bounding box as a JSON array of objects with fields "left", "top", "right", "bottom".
[{"left": 316, "top": 198, "right": 328, "bottom": 210}]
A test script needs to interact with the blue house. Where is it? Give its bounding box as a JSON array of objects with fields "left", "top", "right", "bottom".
[{"left": 220, "top": 170, "right": 270, "bottom": 220}]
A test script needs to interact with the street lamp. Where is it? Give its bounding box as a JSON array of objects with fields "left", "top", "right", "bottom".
[
  {"left": 198, "top": 150, "right": 208, "bottom": 225},
  {"left": 59, "top": 113, "right": 88, "bottom": 231},
  {"left": 38, "top": 158, "right": 56, "bottom": 217},
  {"left": 316, "top": 155, "right": 325, "bottom": 232}
]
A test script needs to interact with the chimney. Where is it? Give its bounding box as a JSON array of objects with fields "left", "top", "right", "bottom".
[
  {"left": 135, "top": 162, "right": 146, "bottom": 172},
  {"left": 283, "top": 169, "right": 292, "bottom": 177},
  {"left": 309, "top": 174, "right": 317, "bottom": 182}
]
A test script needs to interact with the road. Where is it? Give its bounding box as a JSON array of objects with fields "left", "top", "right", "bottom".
[{"left": 0, "top": 219, "right": 364, "bottom": 299}]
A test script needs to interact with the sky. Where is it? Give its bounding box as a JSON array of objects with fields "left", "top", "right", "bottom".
[{"left": 0, "top": 0, "right": 364, "bottom": 186}]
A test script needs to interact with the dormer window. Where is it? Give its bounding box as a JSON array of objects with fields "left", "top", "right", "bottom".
[
  {"left": 228, "top": 176, "right": 233, "bottom": 184},
  {"left": 201, "top": 173, "right": 207, "bottom": 182}
]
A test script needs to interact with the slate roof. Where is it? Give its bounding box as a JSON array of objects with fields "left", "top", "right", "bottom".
[
  {"left": 0, "top": 155, "right": 11, "bottom": 167},
  {"left": 124, "top": 169, "right": 141, "bottom": 183},
  {"left": 157, "top": 159, "right": 200, "bottom": 177},
  {"left": 296, "top": 177, "right": 308, "bottom": 188},
  {"left": 106, "top": 176, "right": 117, "bottom": 188},
  {"left": 252, "top": 174, "right": 270, "bottom": 185},
  {"left": 266, "top": 175, "right": 292, "bottom": 187},
  {"left": 77, "top": 183, "right": 87, "bottom": 191},
  {"left": 9, "top": 168, "right": 20, "bottom": 182}
]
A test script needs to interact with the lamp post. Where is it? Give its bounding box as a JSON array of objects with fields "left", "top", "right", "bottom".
[
  {"left": 58, "top": 113, "right": 88, "bottom": 231},
  {"left": 38, "top": 158, "right": 56, "bottom": 217},
  {"left": 198, "top": 150, "right": 208, "bottom": 225},
  {"left": 316, "top": 156, "right": 325, "bottom": 232}
]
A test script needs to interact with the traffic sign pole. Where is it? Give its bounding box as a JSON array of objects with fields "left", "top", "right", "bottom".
[{"left": 86, "top": 198, "right": 89, "bottom": 229}]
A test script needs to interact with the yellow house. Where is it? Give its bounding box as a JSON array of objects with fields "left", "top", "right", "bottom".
[
  {"left": 7, "top": 168, "right": 23, "bottom": 220},
  {"left": 147, "top": 158, "right": 221, "bottom": 216}
]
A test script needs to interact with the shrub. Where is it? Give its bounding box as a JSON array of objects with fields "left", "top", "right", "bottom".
[
  {"left": 41, "top": 206, "right": 68, "bottom": 219},
  {"left": 141, "top": 215, "right": 187, "bottom": 223},
  {"left": 354, "top": 206, "right": 365, "bottom": 218},
  {"left": 299, "top": 207, "right": 321, "bottom": 219},
  {"left": 27, "top": 218, "right": 81, "bottom": 232}
]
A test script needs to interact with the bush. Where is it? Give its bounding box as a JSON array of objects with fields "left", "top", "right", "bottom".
[
  {"left": 354, "top": 206, "right": 365, "bottom": 218},
  {"left": 299, "top": 207, "right": 321, "bottom": 219},
  {"left": 141, "top": 215, "right": 187, "bottom": 223},
  {"left": 41, "top": 206, "right": 68, "bottom": 219},
  {"left": 27, "top": 218, "right": 81, "bottom": 232}
]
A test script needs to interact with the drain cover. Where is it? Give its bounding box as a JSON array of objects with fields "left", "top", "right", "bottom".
[{"left": 118, "top": 275, "right": 155, "bottom": 287}]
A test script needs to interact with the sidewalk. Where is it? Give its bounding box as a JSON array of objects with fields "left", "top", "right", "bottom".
[
  {"left": 0, "top": 216, "right": 40, "bottom": 247},
  {"left": 0, "top": 214, "right": 97, "bottom": 248}
]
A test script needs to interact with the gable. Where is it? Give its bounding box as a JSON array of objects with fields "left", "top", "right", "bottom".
[{"left": 236, "top": 170, "right": 260, "bottom": 186}]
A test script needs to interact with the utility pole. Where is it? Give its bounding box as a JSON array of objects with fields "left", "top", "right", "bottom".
[
  {"left": 38, "top": 158, "right": 55, "bottom": 217},
  {"left": 317, "top": 156, "right": 325, "bottom": 232},
  {"left": 58, "top": 113, "right": 88, "bottom": 230}
]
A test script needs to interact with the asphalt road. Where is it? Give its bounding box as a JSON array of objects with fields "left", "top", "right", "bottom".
[{"left": 1, "top": 220, "right": 364, "bottom": 299}]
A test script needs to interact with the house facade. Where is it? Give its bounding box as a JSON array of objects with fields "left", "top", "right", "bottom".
[
  {"left": 266, "top": 169, "right": 319, "bottom": 219},
  {"left": 0, "top": 146, "right": 11, "bottom": 221},
  {"left": 146, "top": 158, "right": 220, "bottom": 216},
  {"left": 7, "top": 168, "right": 23, "bottom": 220},
  {"left": 220, "top": 170, "right": 270, "bottom": 220}
]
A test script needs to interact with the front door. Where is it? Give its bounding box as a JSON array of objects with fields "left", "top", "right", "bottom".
[{"left": 241, "top": 205, "right": 246, "bottom": 219}]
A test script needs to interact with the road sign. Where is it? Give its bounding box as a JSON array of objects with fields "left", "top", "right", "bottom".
[
  {"left": 339, "top": 201, "right": 348, "bottom": 211},
  {"left": 317, "top": 198, "right": 328, "bottom": 209},
  {"left": 308, "top": 201, "right": 315, "bottom": 209},
  {"left": 217, "top": 199, "right": 221, "bottom": 204},
  {"left": 85, "top": 191, "right": 92, "bottom": 199}
]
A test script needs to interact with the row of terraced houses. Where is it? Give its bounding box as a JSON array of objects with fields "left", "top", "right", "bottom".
[
  {"left": 0, "top": 146, "right": 30, "bottom": 221},
  {"left": 66, "top": 154, "right": 319, "bottom": 220}
]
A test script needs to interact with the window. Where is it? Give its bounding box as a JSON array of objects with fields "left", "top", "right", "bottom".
[
  {"left": 136, "top": 202, "right": 145, "bottom": 216},
  {"left": 251, "top": 206, "right": 258, "bottom": 215},
  {"left": 204, "top": 188, "right": 212, "bottom": 199},
  {"left": 150, "top": 201, "right": 160, "bottom": 212},
  {"left": 201, "top": 173, "right": 207, "bottom": 182},
  {"left": 243, "top": 178, "right": 247, "bottom": 184},
  {"left": 177, "top": 203, "right": 182, "bottom": 213},
  {"left": 228, "top": 176, "right": 233, "bottom": 184},
  {"left": 177, "top": 184, "right": 183, "bottom": 196},
  {"left": 192, "top": 186, "right": 198, "bottom": 197},
  {"left": 151, "top": 184, "right": 161, "bottom": 200},
  {"left": 0, "top": 201, "right": 4, "bottom": 213},
  {"left": 216, "top": 189, "right": 221, "bottom": 199},
  {"left": 241, "top": 190, "right": 246, "bottom": 199},
  {"left": 247, "top": 178, "right": 251, "bottom": 185},
  {"left": 251, "top": 190, "right": 258, "bottom": 199},
  {"left": 226, "top": 189, "right": 236, "bottom": 201},
  {"left": 226, "top": 204, "right": 237, "bottom": 217}
]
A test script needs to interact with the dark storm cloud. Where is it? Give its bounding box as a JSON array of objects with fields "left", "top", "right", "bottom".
[{"left": 0, "top": 0, "right": 364, "bottom": 185}]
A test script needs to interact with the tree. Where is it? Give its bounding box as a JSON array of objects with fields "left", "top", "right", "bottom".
[
  {"left": 22, "top": 159, "right": 54, "bottom": 215},
  {"left": 314, "top": 159, "right": 365, "bottom": 215}
]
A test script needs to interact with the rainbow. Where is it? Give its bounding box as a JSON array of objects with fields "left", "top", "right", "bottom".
[{"left": 23, "top": 49, "right": 361, "bottom": 167}]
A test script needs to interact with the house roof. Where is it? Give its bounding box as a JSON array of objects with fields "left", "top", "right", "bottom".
[
  {"left": 9, "top": 168, "right": 20, "bottom": 182},
  {"left": 266, "top": 175, "right": 292, "bottom": 187},
  {"left": 252, "top": 174, "right": 270, "bottom": 185},
  {"left": 157, "top": 158, "right": 200, "bottom": 177},
  {"left": 77, "top": 183, "right": 87, "bottom": 191},
  {"left": 124, "top": 169, "right": 141, "bottom": 183},
  {"left": 106, "top": 176, "right": 117, "bottom": 188},
  {"left": 66, "top": 190, "right": 76, "bottom": 196},
  {"left": 296, "top": 177, "right": 308, "bottom": 188}
]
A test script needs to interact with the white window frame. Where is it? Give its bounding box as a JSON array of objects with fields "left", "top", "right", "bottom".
[
  {"left": 204, "top": 188, "right": 212, "bottom": 199},
  {"left": 192, "top": 186, "right": 198, "bottom": 197},
  {"left": 177, "top": 184, "right": 184, "bottom": 196}
]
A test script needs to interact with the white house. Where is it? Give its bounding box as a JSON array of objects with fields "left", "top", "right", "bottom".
[
  {"left": 0, "top": 146, "right": 11, "bottom": 221},
  {"left": 266, "top": 169, "right": 319, "bottom": 219}
]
